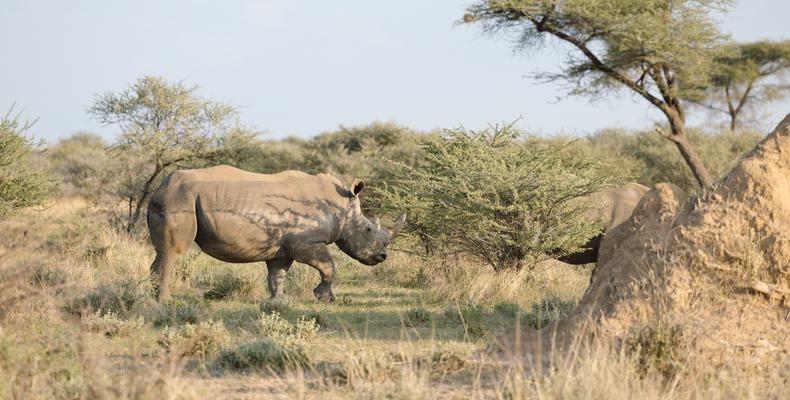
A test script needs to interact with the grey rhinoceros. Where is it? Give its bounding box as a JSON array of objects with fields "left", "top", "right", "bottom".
[
  {"left": 146, "top": 165, "right": 406, "bottom": 302},
  {"left": 558, "top": 182, "right": 649, "bottom": 265}
]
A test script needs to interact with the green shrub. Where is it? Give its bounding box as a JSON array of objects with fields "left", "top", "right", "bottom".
[
  {"left": 0, "top": 109, "right": 52, "bottom": 216},
  {"left": 257, "top": 312, "right": 319, "bottom": 344},
  {"left": 81, "top": 312, "right": 145, "bottom": 337},
  {"left": 302, "top": 122, "right": 428, "bottom": 198},
  {"left": 203, "top": 271, "right": 256, "bottom": 300},
  {"left": 376, "top": 124, "right": 617, "bottom": 270},
  {"left": 159, "top": 320, "right": 230, "bottom": 357},
  {"left": 153, "top": 299, "right": 207, "bottom": 327},
  {"left": 68, "top": 279, "right": 148, "bottom": 317},
  {"left": 216, "top": 338, "right": 308, "bottom": 372},
  {"left": 586, "top": 128, "right": 762, "bottom": 193},
  {"left": 46, "top": 132, "right": 109, "bottom": 197},
  {"left": 292, "top": 316, "right": 320, "bottom": 340},
  {"left": 404, "top": 307, "right": 431, "bottom": 327},
  {"left": 258, "top": 312, "right": 294, "bottom": 340}
]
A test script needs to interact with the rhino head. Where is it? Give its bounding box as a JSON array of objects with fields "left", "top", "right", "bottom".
[{"left": 335, "top": 180, "right": 406, "bottom": 266}]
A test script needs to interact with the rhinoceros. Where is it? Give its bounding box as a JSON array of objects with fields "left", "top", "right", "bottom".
[
  {"left": 558, "top": 182, "right": 649, "bottom": 265},
  {"left": 146, "top": 165, "right": 406, "bottom": 302}
]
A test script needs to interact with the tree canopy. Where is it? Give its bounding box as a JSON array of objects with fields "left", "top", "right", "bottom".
[
  {"left": 689, "top": 40, "right": 790, "bottom": 130},
  {"left": 464, "top": 0, "right": 733, "bottom": 189},
  {"left": 89, "top": 76, "right": 257, "bottom": 234}
]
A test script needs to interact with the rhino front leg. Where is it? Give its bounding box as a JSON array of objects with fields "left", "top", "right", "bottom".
[
  {"left": 292, "top": 244, "right": 336, "bottom": 302},
  {"left": 266, "top": 258, "right": 293, "bottom": 299}
]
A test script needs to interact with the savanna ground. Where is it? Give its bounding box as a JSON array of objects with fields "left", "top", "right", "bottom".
[
  {"left": 1, "top": 197, "right": 598, "bottom": 399},
  {"left": 3, "top": 125, "right": 788, "bottom": 399}
]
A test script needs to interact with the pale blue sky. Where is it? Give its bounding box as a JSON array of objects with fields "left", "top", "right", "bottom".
[{"left": 2, "top": 0, "right": 789, "bottom": 143}]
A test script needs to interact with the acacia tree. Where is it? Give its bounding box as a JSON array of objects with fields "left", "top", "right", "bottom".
[
  {"left": 0, "top": 109, "right": 51, "bottom": 216},
  {"left": 689, "top": 40, "right": 790, "bottom": 131},
  {"left": 375, "top": 124, "right": 616, "bottom": 271},
  {"left": 89, "top": 76, "right": 257, "bottom": 234},
  {"left": 464, "top": 0, "right": 731, "bottom": 189}
]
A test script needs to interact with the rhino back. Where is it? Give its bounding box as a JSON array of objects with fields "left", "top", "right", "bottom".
[
  {"left": 151, "top": 166, "right": 349, "bottom": 262},
  {"left": 592, "top": 183, "right": 650, "bottom": 231}
]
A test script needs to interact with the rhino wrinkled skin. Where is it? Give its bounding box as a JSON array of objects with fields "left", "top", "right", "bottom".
[
  {"left": 558, "top": 182, "right": 649, "bottom": 265},
  {"left": 147, "top": 165, "right": 405, "bottom": 302}
]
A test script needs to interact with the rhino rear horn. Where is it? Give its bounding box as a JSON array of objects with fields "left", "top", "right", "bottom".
[
  {"left": 389, "top": 213, "right": 407, "bottom": 238},
  {"left": 372, "top": 216, "right": 381, "bottom": 230}
]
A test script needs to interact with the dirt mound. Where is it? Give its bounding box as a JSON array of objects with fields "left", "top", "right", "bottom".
[{"left": 502, "top": 115, "right": 790, "bottom": 375}]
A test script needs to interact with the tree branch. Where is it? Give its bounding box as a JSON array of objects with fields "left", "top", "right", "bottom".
[{"left": 521, "top": 14, "right": 669, "bottom": 113}]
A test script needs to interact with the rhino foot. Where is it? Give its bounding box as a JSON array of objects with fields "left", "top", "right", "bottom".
[{"left": 313, "top": 283, "right": 335, "bottom": 302}]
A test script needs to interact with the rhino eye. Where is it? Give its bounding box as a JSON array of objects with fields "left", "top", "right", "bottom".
[{"left": 366, "top": 226, "right": 372, "bottom": 232}]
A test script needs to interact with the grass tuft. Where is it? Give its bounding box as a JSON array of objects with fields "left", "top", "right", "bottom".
[{"left": 216, "top": 338, "right": 308, "bottom": 372}]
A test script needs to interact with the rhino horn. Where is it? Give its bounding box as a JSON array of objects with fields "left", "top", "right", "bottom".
[
  {"left": 388, "top": 213, "right": 407, "bottom": 238},
  {"left": 372, "top": 216, "right": 381, "bottom": 230}
]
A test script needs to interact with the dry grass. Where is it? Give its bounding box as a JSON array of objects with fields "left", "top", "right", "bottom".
[{"left": 0, "top": 197, "right": 786, "bottom": 399}]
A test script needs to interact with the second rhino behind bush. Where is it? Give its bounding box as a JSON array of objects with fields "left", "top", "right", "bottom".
[{"left": 147, "top": 165, "right": 405, "bottom": 302}]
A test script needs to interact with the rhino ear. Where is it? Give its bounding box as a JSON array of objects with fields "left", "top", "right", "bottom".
[
  {"left": 389, "top": 213, "right": 407, "bottom": 238},
  {"left": 372, "top": 216, "right": 381, "bottom": 229},
  {"left": 351, "top": 179, "right": 365, "bottom": 197}
]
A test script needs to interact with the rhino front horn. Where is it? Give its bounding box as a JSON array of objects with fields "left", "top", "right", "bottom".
[{"left": 389, "top": 213, "right": 407, "bottom": 238}]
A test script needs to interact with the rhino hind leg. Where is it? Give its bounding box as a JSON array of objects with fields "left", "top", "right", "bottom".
[
  {"left": 266, "top": 258, "right": 293, "bottom": 298},
  {"left": 148, "top": 208, "right": 197, "bottom": 302},
  {"left": 150, "top": 252, "right": 179, "bottom": 301}
]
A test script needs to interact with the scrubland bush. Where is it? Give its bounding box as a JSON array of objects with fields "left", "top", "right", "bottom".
[
  {"left": 46, "top": 132, "right": 109, "bottom": 197},
  {"left": 584, "top": 128, "right": 763, "bottom": 193},
  {"left": 0, "top": 109, "right": 51, "bottom": 216},
  {"left": 232, "top": 137, "right": 310, "bottom": 174},
  {"left": 257, "top": 312, "right": 293, "bottom": 339},
  {"left": 81, "top": 312, "right": 145, "bottom": 337},
  {"left": 304, "top": 122, "right": 427, "bottom": 186},
  {"left": 68, "top": 278, "right": 149, "bottom": 318},
  {"left": 153, "top": 299, "right": 207, "bottom": 327},
  {"left": 159, "top": 320, "right": 230, "bottom": 357},
  {"left": 376, "top": 124, "right": 618, "bottom": 270},
  {"left": 257, "top": 312, "right": 319, "bottom": 344},
  {"left": 203, "top": 270, "right": 258, "bottom": 300},
  {"left": 216, "top": 338, "right": 309, "bottom": 372}
]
